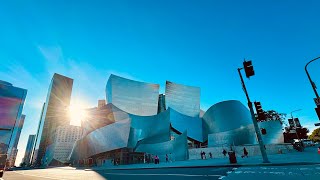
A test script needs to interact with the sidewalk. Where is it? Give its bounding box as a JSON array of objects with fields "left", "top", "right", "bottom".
[{"left": 90, "top": 147, "right": 320, "bottom": 171}]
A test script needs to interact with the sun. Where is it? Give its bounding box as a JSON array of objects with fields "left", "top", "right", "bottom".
[{"left": 68, "top": 103, "right": 88, "bottom": 126}]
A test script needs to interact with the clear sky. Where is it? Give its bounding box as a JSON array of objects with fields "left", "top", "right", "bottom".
[{"left": 0, "top": 0, "right": 320, "bottom": 166}]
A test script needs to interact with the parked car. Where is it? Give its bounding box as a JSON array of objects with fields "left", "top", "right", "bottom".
[{"left": 301, "top": 139, "right": 315, "bottom": 147}]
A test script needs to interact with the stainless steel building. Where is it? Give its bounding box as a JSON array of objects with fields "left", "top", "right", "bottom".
[
  {"left": 165, "top": 81, "right": 200, "bottom": 117},
  {"left": 106, "top": 74, "right": 160, "bottom": 116},
  {"left": 69, "top": 75, "right": 284, "bottom": 166}
]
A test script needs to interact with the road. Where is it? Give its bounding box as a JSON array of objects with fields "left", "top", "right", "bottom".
[
  {"left": 224, "top": 164, "right": 320, "bottom": 180},
  {"left": 2, "top": 166, "right": 232, "bottom": 180},
  {"left": 3, "top": 164, "right": 320, "bottom": 180}
]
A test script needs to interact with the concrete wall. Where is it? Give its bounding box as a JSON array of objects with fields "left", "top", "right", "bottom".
[{"left": 188, "top": 144, "right": 293, "bottom": 160}]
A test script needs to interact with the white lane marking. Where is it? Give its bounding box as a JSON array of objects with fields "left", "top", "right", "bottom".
[
  {"left": 219, "top": 176, "right": 226, "bottom": 179},
  {"left": 13, "top": 171, "right": 62, "bottom": 180},
  {"left": 104, "top": 173, "right": 222, "bottom": 177}
]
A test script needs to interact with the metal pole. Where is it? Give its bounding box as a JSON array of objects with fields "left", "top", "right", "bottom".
[
  {"left": 305, "top": 56, "right": 320, "bottom": 98},
  {"left": 238, "top": 68, "right": 270, "bottom": 163}
]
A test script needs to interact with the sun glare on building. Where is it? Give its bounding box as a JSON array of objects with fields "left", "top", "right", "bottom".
[{"left": 68, "top": 104, "right": 87, "bottom": 126}]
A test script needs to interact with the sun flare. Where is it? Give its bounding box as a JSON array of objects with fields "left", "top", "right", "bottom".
[{"left": 68, "top": 103, "right": 88, "bottom": 126}]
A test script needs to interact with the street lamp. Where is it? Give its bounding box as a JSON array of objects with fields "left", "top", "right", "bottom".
[
  {"left": 305, "top": 56, "right": 320, "bottom": 98},
  {"left": 305, "top": 56, "right": 320, "bottom": 125}
]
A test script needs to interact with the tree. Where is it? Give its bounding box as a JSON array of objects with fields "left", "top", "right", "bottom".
[
  {"left": 264, "top": 110, "right": 286, "bottom": 124},
  {"left": 309, "top": 128, "right": 320, "bottom": 142},
  {"left": 255, "top": 109, "right": 286, "bottom": 123}
]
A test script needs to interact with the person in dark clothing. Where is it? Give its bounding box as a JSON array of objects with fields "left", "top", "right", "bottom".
[
  {"left": 242, "top": 147, "right": 248, "bottom": 158},
  {"left": 203, "top": 152, "right": 206, "bottom": 159},
  {"left": 166, "top": 154, "right": 169, "bottom": 163},
  {"left": 223, "top": 149, "right": 227, "bottom": 157},
  {"left": 209, "top": 152, "right": 212, "bottom": 158}
]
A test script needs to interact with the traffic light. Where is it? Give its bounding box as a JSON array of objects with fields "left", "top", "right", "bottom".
[
  {"left": 254, "top": 101, "right": 266, "bottom": 121},
  {"left": 243, "top": 60, "right": 255, "bottom": 78},
  {"left": 261, "top": 128, "right": 267, "bottom": 135},
  {"left": 315, "top": 106, "right": 320, "bottom": 120}
]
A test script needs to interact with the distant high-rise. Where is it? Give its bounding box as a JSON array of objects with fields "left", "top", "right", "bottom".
[
  {"left": 43, "top": 125, "right": 83, "bottom": 166},
  {"left": 0, "top": 80, "right": 27, "bottom": 163},
  {"left": 23, "top": 135, "right": 36, "bottom": 165},
  {"left": 34, "top": 73, "right": 73, "bottom": 166},
  {"left": 6, "top": 114, "right": 25, "bottom": 167}
]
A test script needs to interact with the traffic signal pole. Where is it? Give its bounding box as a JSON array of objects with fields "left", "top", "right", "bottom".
[{"left": 238, "top": 68, "right": 270, "bottom": 163}]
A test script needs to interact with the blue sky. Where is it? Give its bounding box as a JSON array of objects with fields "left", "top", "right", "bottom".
[{"left": 0, "top": 0, "right": 320, "bottom": 165}]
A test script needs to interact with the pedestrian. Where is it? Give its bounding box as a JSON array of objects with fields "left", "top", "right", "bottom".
[
  {"left": 223, "top": 149, "right": 227, "bottom": 157},
  {"left": 203, "top": 151, "right": 206, "bottom": 159},
  {"left": 209, "top": 152, "right": 212, "bottom": 159},
  {"left": 166, "top": 154, "right": 169, "bottom": 163},
  {"left": 242, "top": 147, "right": 248, "bottom": 158}
]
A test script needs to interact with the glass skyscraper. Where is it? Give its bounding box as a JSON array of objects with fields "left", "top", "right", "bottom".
[
  {"left": 34, "top": 73, "right": 73, "bottom": 166},
  {"left": 0, "top": 80, "right": 27, "bottom": 160},
  {"left": 23, "top": 135, "right": 36, "bottom": 165}
]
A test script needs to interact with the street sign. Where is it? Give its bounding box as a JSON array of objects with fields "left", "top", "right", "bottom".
[
  {"left": 314, "top": 98, "right": 320, "bottom": 106},
  {"left": 315, "top": 122, "right": 320, "bottom": 126}
]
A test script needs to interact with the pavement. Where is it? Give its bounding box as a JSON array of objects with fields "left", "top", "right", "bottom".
[
  {"left": 90, "top": 146, "right": 320, "bottom": 170},
  {"left": 2, "top": 147, "right": 320, "bottom": 180}
]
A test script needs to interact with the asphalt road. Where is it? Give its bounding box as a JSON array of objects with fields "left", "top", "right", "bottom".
[
  {"left": 2, "top": 166, "right": 232, "bottom": 180},
  {"left": 224, "top": 164, "right": 320, "bottom": 180}
]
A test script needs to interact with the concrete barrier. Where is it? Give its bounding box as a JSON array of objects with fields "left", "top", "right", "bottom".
[{"left": 188, "top": 144, "right": 294, "bottom": 160}]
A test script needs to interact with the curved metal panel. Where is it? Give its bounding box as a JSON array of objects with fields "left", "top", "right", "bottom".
[
  {"left": 203, "top": 100, "right": 253, "bottom": 135},
  {"left": 135, "top": 131, "right": 189, "bottom": 162},
  {"left": 106, "top": 74, "right": 160, "bottom": 116},
  {"left": 169, "top": 108, "right": 204, "bottom": 142},
  {"left": 258, "top": 121, "right": 284, "bottom": 144},
  {"left": 208, "top": 124, "right": 256, "bottom": 146},
  {"left": 70, "top": 119, "right": 131, "bottom": 160},
  {"left": 128, "top": 110, "right": 171, "bottom": 148},
  {"left": 165, "top": 81, "right": 200, "bottom": 117}
]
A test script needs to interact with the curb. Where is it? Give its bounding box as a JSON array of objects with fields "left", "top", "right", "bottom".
[{"left": 86, "top": 162, "right": 320, "bottom": 171}]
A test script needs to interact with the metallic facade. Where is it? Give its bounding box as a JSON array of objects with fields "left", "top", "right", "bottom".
[
  {"left": 169, "top": 108, "right": 203, "bottom": 142},
  {"left": 203, "top": 100, "right": 256, "bottom": 146},
  {"left": 135, "top": 131, "right": 189, "bottom": 162},
  {"left": 258, "top": 121, "right": 284, "bottom": 144},
  {"left": 34, "top": 73, "right": 73, "bottom": 166},
  {"left": 0, "top": 80, "right": 27, "bottom": 156},
  {"left": 106, "top": 74, "right": 160, "bottom": 116},
  {"left": 70, "top": 76, "right": 284, "bottom": 165},
  {"left": 165, "top": 81, "right": 200, "bottom": 117}
]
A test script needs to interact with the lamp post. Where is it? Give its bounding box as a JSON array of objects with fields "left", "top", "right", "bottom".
[
  {"left": 290, "top": 109, "right": 302, "bottom": 141},
  {"left": 305, "top": 56, "right": 320, "bottom": 98},
  {"left": 305, "top": 56, "right": 320, "bottom": 125}
]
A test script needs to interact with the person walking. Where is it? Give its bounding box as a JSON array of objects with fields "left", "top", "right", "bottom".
[
  {"left": 223, "top": 149, "right": 227, "bottom": 157},
  {"left": 203, "top": 151, "right": 206, "bottom": 159},
  {"left": 242, "top": 147, "right": 248, "bottom": 158},
  {"left": 209, "top": 152, "right": 212, "bottom": 159},
  {"left": 166, "top": 154, "right": 169, "bottom": 163}
]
